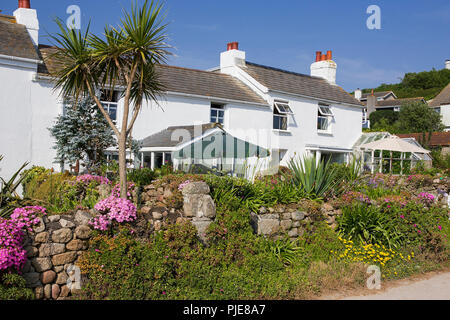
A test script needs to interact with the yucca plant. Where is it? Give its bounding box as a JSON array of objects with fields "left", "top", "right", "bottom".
[
  {"left": 346, "top": 155, "right": 362, "bottom": 182},
  {"left": 0, "top": 156, "right": 29, "bottom": 218},
  {"left": 285, "top": 154, "right": 337, "bottom": 198}
]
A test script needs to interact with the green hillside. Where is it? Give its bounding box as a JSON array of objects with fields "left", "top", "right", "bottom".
[{"left": 360, "top": 68, "right": 450, "bottom": 100}]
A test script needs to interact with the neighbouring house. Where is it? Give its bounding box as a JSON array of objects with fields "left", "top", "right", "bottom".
[
  {"left": 429, "top": 82, "right": 450, "bottom": 132},
  {"left": 396, "top": 132, "right": 450, "bottom": 155},
  {"left": 354, "top": 88, "right": 427, "bottom": 129},
  {"left": 0, "top": 1, "right": 364, "bottom": 180},
  {"left": 355, "top": 59, "right": 450, "bottom": 130}
]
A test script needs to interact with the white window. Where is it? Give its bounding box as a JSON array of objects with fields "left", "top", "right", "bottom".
[
  {"left": 210, "top": 103, "right": 225, "bottom": 124},
  {"left": 274, "top": 101, "right": 294, "bottom": 115},
  {"left": 100, "top": 90, "right": 119, "bottom": 123},
  {"left": 273, "top": 101, "right": 291, "bottom": 130},
  {"left": 318, "top": 104, "right": 333, "bottom": 131}
]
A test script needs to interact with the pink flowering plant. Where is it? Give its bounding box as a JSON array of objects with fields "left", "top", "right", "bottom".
[
  {"left": 111, "top": 182, "right": 135, "bottom": 199},
  {"left": 76, "top": 174, "right": 110, "bottom": 186},
  {"left": 417, "top": 192, "right": 435, "bottom": 206},
  {"left": 90, "top": 196, "right": 137, "bottom": 231},
  {"left": 0, "top": 206, "right": 46, "bottom": 272},
  {"left": 178, "top": 180, "right": 191, "bottom": 191}
]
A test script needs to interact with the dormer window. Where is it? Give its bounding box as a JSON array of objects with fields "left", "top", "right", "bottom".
[
  {"left": 317, "top": 104, "right": 333, "bottom": 131},
  {"left": 273, "top": 101, "right": 291, "bottom": 131},
  {"left": 210, "top": 103, "right": 225, "bottom": 124}
]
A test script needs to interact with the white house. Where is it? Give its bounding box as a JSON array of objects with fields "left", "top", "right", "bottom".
[
  {"left": 0, "top": 1, "right": 364, "bottom": 179},
  {"left": 429, "top": 82, "right": 450, "bottom": 132}
]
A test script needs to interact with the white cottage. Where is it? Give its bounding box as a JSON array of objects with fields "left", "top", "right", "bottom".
[{"left": 0, "top": 1, "right": 364, "bottom": 179}]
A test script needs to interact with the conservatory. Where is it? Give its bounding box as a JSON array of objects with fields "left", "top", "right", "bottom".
[
  {"left": 354, "top": 132, "right": 431, "bottom": 174},
  {"left": 138, "top": 123, "right": 271, "bottom": 178}
]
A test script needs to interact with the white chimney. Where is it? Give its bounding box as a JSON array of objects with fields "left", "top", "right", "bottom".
[
  {"left": 310, "top": 50, "right": 337, "bottom": 85},
  {"left": 220, "top": 42, "right": 246, "bottom": 72},
  {"left": 354, "top": 88, "right": 362, "bottom": 100},
  {"left": 446, "top": 60, "right": 450, "bottom": 70},
  {"left": 14, "top": 0, "right": 39, "bottom": 47}
]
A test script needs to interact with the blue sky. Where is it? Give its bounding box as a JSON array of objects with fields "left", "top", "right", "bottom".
[{"left": 2, "top": 0, "right": 449, "bottom": 91}]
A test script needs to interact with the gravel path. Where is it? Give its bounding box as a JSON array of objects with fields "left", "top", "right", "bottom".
[{"left": 337, "top": 272, "right": 450, "bottom": 300}]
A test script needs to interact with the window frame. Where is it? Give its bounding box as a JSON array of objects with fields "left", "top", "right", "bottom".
[
  {"left": 100, "top": 90, "right": 120, "bottom": 124},
  {"left": 210, "top": 103, "right": 225, "bottom": 124},
  {"left": 317, "top": 104, "right": 333, "bottom": 132},
  {"left": 274, "top": 101, "right": 294, "bottom": 115}
]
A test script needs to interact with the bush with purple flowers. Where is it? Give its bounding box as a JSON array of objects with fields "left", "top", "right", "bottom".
[
  {"left": 417, "top": 192, "right": 435, "bottom": 206},
  {"left": 0, "top": 206, "right": 46, "bottom": 271},
  {"left": 76, "top": 174, "right": 110, "bottom": 185},
  {"left": 90, "top": 196, "right": 137, "bottom": 231}
]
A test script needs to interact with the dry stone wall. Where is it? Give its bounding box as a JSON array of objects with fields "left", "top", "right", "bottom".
[
  {"left": 250, "top": 203, "right": 339, "bottom": 239},
  {"left": 22, "top": 181, "right": 216, "bottom": 299},
  {"left": 22, "top": 210, "right": 94, "bottom": 300}
]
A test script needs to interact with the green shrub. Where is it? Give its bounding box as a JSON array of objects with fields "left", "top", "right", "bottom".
[
  {"left": 127, "top": 168, "right": 157, "bottom": 187},
  {"left": 22, "top": 170, "right": 102, "bottom": 213},
  {"left": 337, "top": 200, "right": 450, "bottom": 256},
  {"left": 337, "top": 204, "right": 403, "bottom": 248},
  {"left": 0, "top": 272, "right": 34, "bottom": 300}
]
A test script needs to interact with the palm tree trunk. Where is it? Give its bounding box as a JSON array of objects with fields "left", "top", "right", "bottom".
[{"left": 118, "top": 132, "right": 128, "bottom": 199}]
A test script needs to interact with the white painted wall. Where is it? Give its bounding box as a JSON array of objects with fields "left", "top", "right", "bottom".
[
  {"left": 0, "top": 59, "right": 35, "bottom": 181},
  {"left": 439, "top": 104, "right": 450, "bottom": 131},
  {"left": 30, "top": 79, "right": 61, "bottom": 170},
  {"left": 131, "top": 94, "right": 211, "bottom": 140}
]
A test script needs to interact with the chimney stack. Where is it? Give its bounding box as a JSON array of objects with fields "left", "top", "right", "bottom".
[
  {"left": 310, "top": 50, "right": 337, "bottom": 85},
  {"left": 220, "top": 41, "right": 246, "bottom": 73},
  {"left": 14, "top": 0, "right": 39, "bottom": 46},
  {"left": 354, "top": 88, "right": 362, "bottom": 100},
  {"left": 446, "top": 59, "right": 450, "bottom": 70}
]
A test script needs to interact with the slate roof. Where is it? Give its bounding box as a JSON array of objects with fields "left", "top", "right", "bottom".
[
  {"left": 0, "top": 15, "right": 40, "bottom": 61},
  {"left": 375, "top": 97, "right": 426, "bottom": 107},
  {"left": 429, "top": 83, "right": 450, "bottom": 107},
  {"left": 396, "top": 132, "right": 450, "bottom": 147},
  {"left": 241, "top": 62, "right": 363, "bottom": 106},
  {"left": 155, "top": 65, "right": 267, "bottom": 105},
  {"left": 360, "top": 91, "right": 396, "bottom": 100},
  {"left": 141, "top": 123, "right": 220, "bottom": 148},
  {"left": 36, "top": 47, "right": 268, "bottom": 106}
]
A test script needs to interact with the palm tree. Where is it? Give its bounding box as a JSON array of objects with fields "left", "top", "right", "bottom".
[{"left": 50, "top": 0, "right": 170, "bottom": 198}]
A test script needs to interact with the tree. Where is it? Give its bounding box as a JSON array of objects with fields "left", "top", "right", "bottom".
[
  {"left": 50, "top": 0, "right": 170, "bottom": 198},
  {"left": 396, "top": 102, "right": 445, "bottom": 133},
  {"left": 49, "top": 95, "right": 116, "bottom": 172},
  {"left": 369, "top": 110, "right": 399, "bottom": 129}
]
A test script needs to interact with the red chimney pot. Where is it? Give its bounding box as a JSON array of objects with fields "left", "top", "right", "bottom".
[
  {"left": 321, "top": 54, "right": 327, "bottom": 61},
  {"left": 227, "top": 42, "right": 239, "bottom": 50},
  {"left": 18, "top": 0, "right": 31, "bottom": 9},
  {"left": 315, "top": 51, "right": 322, "bottom": 62},
  {"left": 326, "top": 50, "right": 332, "bottom": 60}
]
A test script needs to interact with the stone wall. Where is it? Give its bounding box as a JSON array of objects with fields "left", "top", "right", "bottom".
[
  {"left": 250, "top": 203, "right": 339, "bottom": 239},
  {"left": 22, "top": 210, "right": 94, "bottom": 300},
  {"left": 22, "top": 181, "right": 216, "bottom": 299}
]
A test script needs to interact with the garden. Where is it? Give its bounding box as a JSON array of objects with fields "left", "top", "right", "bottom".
[{"left": 1, "top": 153, "right": 449, "bottom": 300}]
